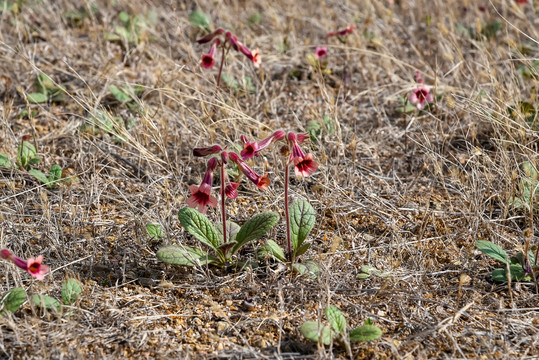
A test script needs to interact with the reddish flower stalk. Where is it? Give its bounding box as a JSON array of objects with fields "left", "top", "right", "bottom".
[
  {"left": 326, "top": 24, "right": 355, "bottom": 39},
  {"left": 283, "top": 132, "right": 318, "bottom": 262},
  {"left": 1, "top": 249, "right": 50, "bottom": 280}
]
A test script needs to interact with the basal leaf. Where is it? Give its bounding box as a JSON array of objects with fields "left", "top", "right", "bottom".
[
  {"left": 48, "top": 164, "right": 62, "bottom": 182},
  {"left": 36, "top": 73, "right": 54, "bottom": 92},
  {"left": 300, "top": 321, "right": 333, "bottom": 345},
  {"left": 109, "top": 84, "right": 132, "bottom": 103},
  {"left": 0, "top": 288, "right": 26, "bottom": 315},
  {"left": 292, "top": 259, "right": 320, "bottom": 279},
  {"left": 61, "top": 278, "right": 82, "bottom": 305},
  {"left": 178, "top": 207, "right": 219, "bottom": 249},
  {"left": 29, "top": 169, "right": 50, "bottom": 185},
  {"left": 289, "top": 199, "right": 315, "bottom": 251},
  {"left": 0, "top": 153, "right": 12, "bottom": 168},
  {"left": 216, "top": 221, "right": 240, "bottom": 243},
  {"left": 260, "top": 239, "right": 286, "bottom": 262},
  {"left": 325, "top": 305, "right": 347, "bottom": 334},
  {"left": 294, "top": 242, "right": 310, "bottom": 258},
  {"left": 491, "top": 268, "right": 507, "bottom": 282},
  {"left": 157, "top": 245, "right": 213, "bottom": 266},
  {"left": 233, "top": 212, "right": 279, "bottom": 254},
  {"left": 118, "top": 11, "right": 130, "bottom": 23},
  {"left": 146, "top": 223, "right": 164, "bottom": 240},
  {"left": 27, "top": 92, "right": 48, "bottom": 104},
  {"left": 31, "top": 294, "right": 61, "bottom": 311},
  {"left": 349, "top": 325, "right": 382, "bottom": 342},
  {"left": 476, "top": 240, "right": 508, "bottom": 264}
]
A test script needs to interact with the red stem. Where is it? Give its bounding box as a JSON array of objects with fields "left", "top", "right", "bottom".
[
  {"left": 220, "top": 163, "right": 227, "bottom": 246},
  {"left": 285, "top": 162, "right": 292, "bottom": 263},
  {"left": 216, "top": 46, "right": 226, "bottom": 88}
]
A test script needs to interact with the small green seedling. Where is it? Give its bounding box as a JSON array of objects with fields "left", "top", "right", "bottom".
[
  {"left": 260, "top": 199, "right": 320, "bottom": 278},
  {"left": 188, "top": 10, "right": 211, "bottom": 31},
  {"left": 108, "top": 84, "right": 145, "bottom": 113},
  {"left": 306, "top": 115, "right": 335, "bottom": 144},
  {"left": 476, "top": 240, "right": 537, "bottom": 282},
  {"left": 17, "top": 136, "right": 40, "bottom": 170},
  {"left": 61, "top": 278, "right": 83, "bottom": 305},
  {"left": 0, "top": 287, "right": 27, "bottom": 316},
  {"left": 29, "top": 164, "right": 62, "bottom": 188},
  {"left": 27, "top": 73, "right": 67, "bottom": 104},
  {"left": 104, "top": 11, "right": 156, "bottom": 46},
  {"left": 146, "top": 223, "right": 164, "bottom": 242},
  {"left": 357, "top": 265, "right": 390, "bottom": 280},
  {"left": 510, "top": 162, "right": 539, "bottom": 210},
  {"left": 301, "top": 305, "right": 382, "bottom": 355},
  {"left": 158, "top": 207, "right": 279, "bottom": 267}
]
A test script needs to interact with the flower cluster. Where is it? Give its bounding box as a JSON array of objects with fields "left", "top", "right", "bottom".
[
  {"left": 197, "top": 28, "right": 261, "bottom": 70},
  {"left": 1, "top": 249, "right": 50, "bottom": 280},
  {"left": 188, "top": 144, "right": 271, "bottom": 213},
  {"left": 409, "top": 71, "right": 434, "bottom": 110}
]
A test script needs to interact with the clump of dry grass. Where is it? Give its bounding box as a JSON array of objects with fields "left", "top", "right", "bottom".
[{"left": 1, "top": 0, "right": 539, "bottom": 358}]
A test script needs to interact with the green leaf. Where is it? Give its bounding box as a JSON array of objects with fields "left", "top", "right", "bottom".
[
  {"left": 189, "top": 10, "right": 210, "bottom": 30},
  {"left": 292, "top": 259, "right": 320, "bottom": 279},
  {"left": 31, "top": 294, "right": 61, "bottom": 311},
  {"left": 260, "top": 239, "right": 287, "bottom": 262},
  {"left": 27, "top": 92, "right": 48, "bottom": 103},
  {"left": 492, "top": 268, "right": 507, "bottom": 282},
  {"left": 109, "top": 84, "right": 132, "bottom": 103},
  {"left": 118, "top": 11, "right": 130, "bottom": 23},
  {"left": 476, "top": 240, "right": 509, "bottom": 264},
  {"left": 0, "top": 288, "right": 26, "bottom": 315},
  {"left": 492, "top": 264, "right": 531, "bottom": 282},
  {"left": 233, "top": 212, "right": 279, "bottom": 254},
  {"left": 290, "top": 200, "right": 315, "bottom": 254},
  {"left": 325, "top": 305, "right": 347, "bottom": 334},
  {"left": 146, "top": 223, "right": 164, "bottom": 240},
  {"left": 29, "top": 169, "right": 50, "bottom": 185},
  {"left": 178, "top": 207, "right": 219, "bottom": 250},
  {"left": 48, "top": 164, "right": 62, "bottom": 182},
  {"left": 349, "top": 325, "right": 382, "bottom": 342},
  {"left": 294, "top": 242, "right": 310, "bottom": 258},
  {"left": 61, "top": 278, "right": 82, "bottom": 305},
  {"left": 0, "top": 153, "right": 12, "bottom": 168},
  {"left": 216, "top": 221, "right": 240, "bottom": 243},
  {"left": 157, "top": 245, "right": 213, "bottom": 266},
  {"left": 35, "top": 73, "right": 54, "bottom": 92},
  {"left": 301, "top": 321, "right": 333, "bottom": 345},
  {"left": 248, "top": 12, "right": 261, "bottom": 26}
]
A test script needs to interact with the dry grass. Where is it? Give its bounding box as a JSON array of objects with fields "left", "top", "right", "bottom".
[{"left": 1, "top": 0, "right": 539, "bottom": 359}]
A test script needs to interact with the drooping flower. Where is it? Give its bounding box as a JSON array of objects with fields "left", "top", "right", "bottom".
[
  {"left": 315, "top": 46, "right": 327, "bottom": 59},
  {"left": 186, "top": 159, "right": 218, "bottom": 214},
  {"left": 193, "top": 145, "right": 223, "bottom": 157},
  {"left": 287, "top": 132, "right": 318, "bottom": 178},
  {"left": 327, "top": 24, "right": 356, "bottom": 38},
  {"left": 200, "top": 38, "right": 220, "bottom": 69},
  {"left": 1, "top": 249, "right": 50, "bottom": 280},
  {"left": 409, "top": 84, "right": 434, "bottom": 110},
  {"left": 229, "top": 152, "right": 270, "bottom": 190},
  {"left": 26, "top": 255, "right": 49, "bottom": 281},
  {"left": 240, "top": 131, "right": 285, "bottom": 160},
  {"left": 196, "top": 28, "right": 225, "bottom": 44},
  {"left": 515, "top": 0, "right": 527, "bottom": 4}
]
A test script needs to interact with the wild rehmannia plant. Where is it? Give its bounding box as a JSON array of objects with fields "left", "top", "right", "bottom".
[
  {"left": 197, "top": 28, "right": 261, "bottom": 88},
  {"left": 248, "top": 132, "right": 320, "bottom": 277},
  {"left": 157, "top": 140, "right": 280, "bottom": 268},
  {"left": 0, "top": 249, "right": 81, "bottom": 314}
]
